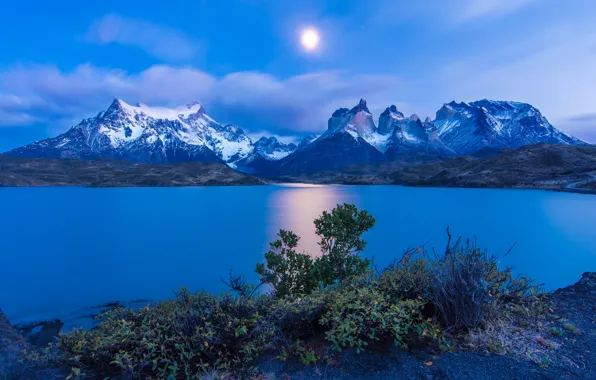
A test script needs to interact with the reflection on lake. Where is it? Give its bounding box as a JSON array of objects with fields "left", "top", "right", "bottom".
[
  {"left": 1, "top": 185, "right": 595, "bottom": 328},
  {"left": 266, "top": 184, "right": 358, "bottom": 255}
]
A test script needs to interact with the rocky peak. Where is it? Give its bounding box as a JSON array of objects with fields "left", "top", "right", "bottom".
[
  {"left": 349, "top": 98, "right": 370, "bottom": 114},
  {"left": 436, "top": 103, "right": 459, "bottom": 120},
  {"left": 331, "top": 108, "right": 350, "bottom": 118},
  {"left": 104, "top": 98, "right": 127, "bottom": 117},
  {"left": 254, "top": 136, "right": 279, "bottom": 147},
  {"left": 185, "top": 100, "right": 202, "bottom": 109},
  {"left": 380, "top": 105, "right": 405, "bottom": 118}
]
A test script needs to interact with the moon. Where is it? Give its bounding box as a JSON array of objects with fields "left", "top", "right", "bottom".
[{"left": 300, "top": 28, "right": 320, "bottom": 51}]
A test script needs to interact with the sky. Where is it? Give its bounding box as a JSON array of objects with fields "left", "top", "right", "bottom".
[{"left": 1, "top": 0, "right": 596, "bottom": 151}]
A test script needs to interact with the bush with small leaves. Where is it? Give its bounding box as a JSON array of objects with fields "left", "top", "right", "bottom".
[
  {"left": 320, "top": 284, "right": 439, "bottom": 353},
  {"left": 256, "top": 204, "right": 375, "bottom": 299},
  {"left": 314, "top": 203, "right": 375, "bottom": 283},
  {"left": 377, "top": 248, "right": 433, "bottom": 302},
  {"left": 57, "top": 289, "right": 277, "bottom": 378},
  {"left": 256, "top": 230, "right": 318, "bottom": 298}
]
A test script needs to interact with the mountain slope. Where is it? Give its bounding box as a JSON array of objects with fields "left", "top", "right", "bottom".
[
  {"left": 7, "top": 99, "right": 253, "bottom": 165},
  {"left": 433, "top": 100, "right": 585, "bottom": 154},
  {"left": 268, "top": 99, "right": 386, "bottom": 176},
  {"left": 272, "top": 131, "right": 386, "bottom": 176},
  {"left": 273, "top": 144, "right": 596, "bottom": 193}
]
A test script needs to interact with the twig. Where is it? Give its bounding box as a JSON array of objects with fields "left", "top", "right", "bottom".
[{"left": 445, "top": 226, "right": 453, "bottom": 256}]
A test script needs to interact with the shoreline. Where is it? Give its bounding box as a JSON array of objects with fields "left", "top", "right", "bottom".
[
  {"left": 2, "top": 272, "right": 595, "bottom": 379},
  {"left": 2, "top": 181, "right": 594, "bottom": 195}
]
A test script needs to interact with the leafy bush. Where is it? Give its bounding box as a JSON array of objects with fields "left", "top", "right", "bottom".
[
  {"left": 256, "top": 203, "right": 374, "bottom": 298},
  {"left": 320, "top": 285, "right": 438, "bottom": 353},
  {"left": 377, "top": 248, "right": 432, "bottom": 301},
  {"left": 58, "top": 289, "right": 277, "bottom": 378},
  {"left": 313, "top": 203, "right": 376, "bottom": 282},
  {"left": 255, "top": 230, "right": 318, "bottom": 298}
]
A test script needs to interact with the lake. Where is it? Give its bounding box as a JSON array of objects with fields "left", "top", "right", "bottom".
[{"left": 1, "top": 185, "right": 595, "bottom": 328}]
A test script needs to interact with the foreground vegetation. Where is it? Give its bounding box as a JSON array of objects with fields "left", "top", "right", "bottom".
[{"left": 29, "top": 204, "right": 552, "bottom": 379}]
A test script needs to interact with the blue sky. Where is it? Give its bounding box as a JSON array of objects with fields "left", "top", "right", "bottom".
[{"left": 1, "top": 0, "right": 596, "bottom": 151}]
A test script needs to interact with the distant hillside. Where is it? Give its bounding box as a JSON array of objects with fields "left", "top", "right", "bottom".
[
  {"left": 274, "top": 144, "right": 596, "bottom": 193},
  {"left": 0, "top": 156, "right": 263, "bottom": 187}
]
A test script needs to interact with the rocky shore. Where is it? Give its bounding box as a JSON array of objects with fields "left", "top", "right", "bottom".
[{"left": 1, "top": 273, "right": 595, "bottom": 379}]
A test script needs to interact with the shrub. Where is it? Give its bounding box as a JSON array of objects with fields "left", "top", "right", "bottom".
[
  {"left": 377, "top": 248, "right": 432, "bottom": 301},
  {"left": 58, "top": 289, "right": 277, "bottom": 378},
  {"left": 320, "top": 285, "right": 439, "bottom": 353},
  {"left": 429, "top": 236, "right": 545, "bottom": 331},
  {"left": 256, "top": 204, "right": 374, "bottom": 298},
  {"left": 313, "top": 203, "right": 376, "bottom": 282},
  {"left": 255, "top": 230, "right": 318, "bottom": 298}
]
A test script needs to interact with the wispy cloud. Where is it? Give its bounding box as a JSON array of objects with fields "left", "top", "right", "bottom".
[
  {"left": 0, "top": 64, "right": 402, "bottom": 135},
  {"left": 561, "top": 114, "right": 596, "bottom": 143},
  {"left": 456, "top": 0, "right": 538, "bottom": 22},
  {"left": 85, "top": 14, "right": 200, "bottom": 62}
]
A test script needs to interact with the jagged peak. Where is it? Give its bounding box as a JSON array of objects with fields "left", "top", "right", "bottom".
[
  {"left": 410, "top": 114, "right": 420, "bottom": 122},
  {"left": 331, "top": 107, "right": 350, "bottom": 117},
  {"left": 425, "top": 116, "right": 432, "bottom": 123},
  {"left": 104, "top": 98, "right": 129, "bottom": 117},
  {"left": 380, "top": 105, "right": 405, "bottom": 118},
  {"left": 185, "top": 100, "right": 202, "bottom": 109},
  {"left": 349, "top": 98, "right": 370, "bottom": 114},
  {"left": 255, "top": 136, "right": 279, "bottom": 145}
]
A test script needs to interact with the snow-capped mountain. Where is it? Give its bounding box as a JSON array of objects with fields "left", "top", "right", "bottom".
[
  {"left": 231, "top": 136, "right": 297, "bottom": 174},
  {"left": 252, "top": 137, "right": 297, "bottom": 160},
  {"left": 8, "top": 99, "right": 255, "bottom": 165},
  {"left": 377, "top": 106, "right": 455, "bottom": 159},
  {"left": 434, "top": 100, "right": 585, "bottom": 154},
  {"left": 6, "top": 97, "right": 587, "bottom": 177}
]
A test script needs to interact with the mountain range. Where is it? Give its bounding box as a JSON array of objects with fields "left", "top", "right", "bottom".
[{"left": 7, "top": 98, "right": 587, "bottom": 176}]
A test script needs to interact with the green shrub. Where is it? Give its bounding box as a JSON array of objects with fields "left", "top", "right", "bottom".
[
  {"left": 313, "top": 203, "right": 376, "bottom": 282},
  {"left": 377, "top": 248, "right": 432, "bottom": 301},
  {"left": 255, "top": 230, "right": 318, "bottom": 298},
  {"left": 58, "top": 289, "right": 277, "bottom": 378},
  {"left": 256, "top": 204, "right": 374, "bottom": 298},
  {"left": 320, "top": 285, "right": 439, "bottom": 353}
]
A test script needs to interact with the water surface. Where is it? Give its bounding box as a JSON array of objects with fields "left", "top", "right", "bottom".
[{"left": 1, "top": 185, "right": 595, "bottom": 327}]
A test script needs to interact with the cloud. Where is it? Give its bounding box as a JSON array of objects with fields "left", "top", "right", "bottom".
[
  {"left": 0, "top": 64, "right": 402, "bottom": 136},
  {"left": 560, "top": 114, "right": 596, "bottom": 143},
  {"left": 247, "top": 131, "right": 299, "bottom": 145},
  {"left": 456, "top": 0, "right": 537, "bottom": 22},
  {"left": 85, "top": 14, "right": 200, "bottom": 62}
]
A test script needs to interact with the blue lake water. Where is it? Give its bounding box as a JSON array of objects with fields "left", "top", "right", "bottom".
[{"left": 1, "top": 185, "right": 595, "bottom": 328}]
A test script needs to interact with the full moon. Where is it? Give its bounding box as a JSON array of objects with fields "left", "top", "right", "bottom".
[{"left": 300, "top": 28, "right": 320, "bottom": 51}]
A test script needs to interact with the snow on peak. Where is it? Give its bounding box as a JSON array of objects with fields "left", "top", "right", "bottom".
[{"left": 105, "top": 99, "right": 205, "bottom": 122}]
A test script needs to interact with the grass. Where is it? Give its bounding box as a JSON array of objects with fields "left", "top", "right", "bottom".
[{"left": 563, "top": 322, "right": 580, "bottom": 334}]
